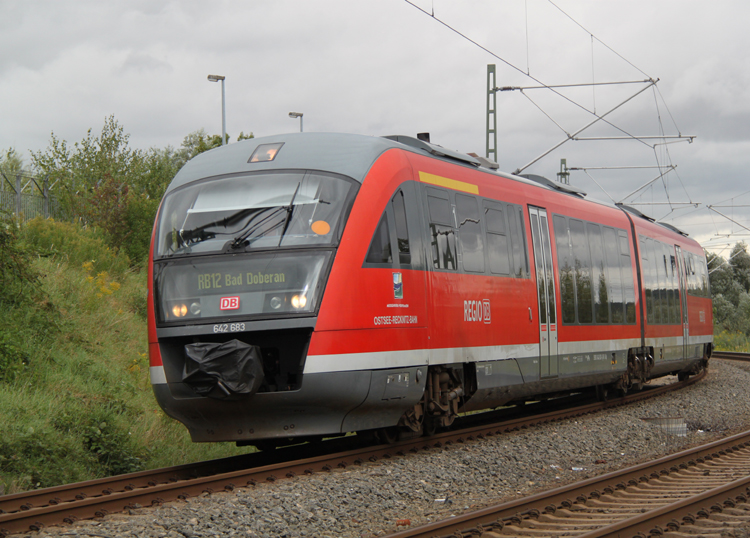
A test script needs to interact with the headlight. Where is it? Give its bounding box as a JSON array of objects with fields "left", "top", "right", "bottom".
[
  {"left": 269, "top": 296, "right": 283, "bottom": 310},
  {"left": 172, "top": 303, "right": 188, "bottom": 317},
  {"left": 291, "top": 294, "right": 307, "bottom": 309}
]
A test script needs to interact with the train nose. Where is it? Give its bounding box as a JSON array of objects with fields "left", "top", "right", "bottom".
[{"left": 182, "top": 340, "right": 265, "bottom": 400}]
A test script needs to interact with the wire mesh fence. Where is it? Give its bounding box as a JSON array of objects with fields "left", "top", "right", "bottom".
[{"left": 0, "top": 170, "right": 62, "bottom": 221}]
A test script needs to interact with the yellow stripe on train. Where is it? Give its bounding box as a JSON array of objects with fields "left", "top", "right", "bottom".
[{"left": 418, "top": 171, "right": 479, "bottom": 194}]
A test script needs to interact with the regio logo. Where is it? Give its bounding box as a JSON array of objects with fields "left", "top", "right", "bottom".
[{"left": 464, "top": 299, "right": 491, "bottom": 324}]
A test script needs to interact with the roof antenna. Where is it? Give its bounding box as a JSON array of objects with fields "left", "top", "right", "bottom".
[{"left": 417, "top": 132, "right": 430, "bottom": 143}]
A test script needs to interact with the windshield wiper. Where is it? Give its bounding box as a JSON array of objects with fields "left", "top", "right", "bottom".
[
  {"left": 277, "top": 182, "right": 301, "bottom": 246},
  {"left": 179, "top": 207, "right": 256, "bottom": 246},
  {"left": 229, "top": 206, "right": 286, "bottom": 249}
]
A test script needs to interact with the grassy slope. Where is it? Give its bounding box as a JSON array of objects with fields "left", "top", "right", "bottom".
[{"left": 0, "top": 219, "right": 250, "bottom": 495}]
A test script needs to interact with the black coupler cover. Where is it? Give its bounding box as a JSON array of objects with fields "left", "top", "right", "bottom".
[{"left": 182, "top": 340, "right": 264, "bottom": 400}]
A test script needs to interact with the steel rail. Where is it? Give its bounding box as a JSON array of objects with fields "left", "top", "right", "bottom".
[
  {"left": 0, "top": 370, "right": 705, "bottom": 537},
  {"left": 712, "top": 351, "right": 750, "bottom": 361},
  {"left": 386, "top": 405, "right": 750, "bottom": 538}
]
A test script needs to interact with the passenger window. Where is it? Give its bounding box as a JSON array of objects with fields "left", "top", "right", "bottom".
[
  {"left": 553, "top": 215, "right": 575, "bottom": 324},
  {"left": 427, "top": 189, "right": 457, "bottom": 271},
  {"left": 648, "top": 238, "right": 662, "bottom": 324},
  {"left": 618, "top": 231, "right": 636, "bottom": 324},
  {"left": 639, "top": 237, "right": 655, "bottom": 323},
  {"left": 485, "top": 204, "right": 511, "bottom": 275},
  {"left": 603, "top": 227, "right": 624, "bottom": 324},
  {"left": 391, "top": 190, "right": 411, "bottom": 265},
  {"left": 570, "top": 219, "right": 592, "bottom": 323},
  {"left": 455, "top": 194, "right": 485, "bottom": 273},
  {"left": 365, "top": 213, "right": 393, "bottom": 264},
  {"left": 427, "top": 190, "right": 453, "bottom": 225},
  {"left": 507, "top": 205, "right": 529, "bottom": 278},
  {"left": 589, "top": 224, "right": 609, "bottom": 323}
]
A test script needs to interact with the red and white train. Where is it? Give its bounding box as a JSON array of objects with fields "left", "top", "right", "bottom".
[{"left": 147, "top": 132, "right": 712, "bottom": 445}]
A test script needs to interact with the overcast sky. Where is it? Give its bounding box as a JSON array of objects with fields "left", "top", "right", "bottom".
[{"left": 2, "top": 1, "right": 748, "bottom": 255}]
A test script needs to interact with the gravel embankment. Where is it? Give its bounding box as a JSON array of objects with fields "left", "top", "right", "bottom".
[{"left": 22, "top": 359, "right": 750, "bottom": 538}]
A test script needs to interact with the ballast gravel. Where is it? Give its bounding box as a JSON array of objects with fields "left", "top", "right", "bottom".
[{"left": 21, "top": 359, "right": 750, "bottom": 538}]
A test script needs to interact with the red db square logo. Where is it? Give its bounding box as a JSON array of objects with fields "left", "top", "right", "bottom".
[{"left": 220, "top": 296, "right": 240, "bottom": 310}]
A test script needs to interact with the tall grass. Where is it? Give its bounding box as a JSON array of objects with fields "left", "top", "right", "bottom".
[
  {"left": 0, "top": 218, "right": 251, "bottom": 495},
  {"left": 713, "top": 330, "right": 750, "bottom": 352}
]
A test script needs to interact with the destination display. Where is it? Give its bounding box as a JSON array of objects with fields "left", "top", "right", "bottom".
[{"left": 154, "top": 251, "right": 330, "bottom": 323}]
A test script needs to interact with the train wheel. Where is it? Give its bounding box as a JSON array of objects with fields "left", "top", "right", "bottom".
[{"left": 678, "top": 372, "right": 689, "bottom": 382}]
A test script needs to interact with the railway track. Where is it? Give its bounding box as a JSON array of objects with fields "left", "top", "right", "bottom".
[
  {"left": 0, "top": 371, "right": 706, "bottom": 537},
  {"left": 386, "top": 427, "right": 750, "bottom": 538},
  {"left": 712, "top": 350, "right": 750, "bottom": 361},
  {"left": 380, "top": 350, "right": 750, "bottom": 538}
]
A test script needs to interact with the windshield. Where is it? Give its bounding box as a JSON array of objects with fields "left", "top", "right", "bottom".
[{"left": 156, "top": 170, "right": 355, "bottom": 258}]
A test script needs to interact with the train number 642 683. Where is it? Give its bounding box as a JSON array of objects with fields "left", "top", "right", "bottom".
[{"left": 212, "top": 323, "right": 246, "bottom": 333}]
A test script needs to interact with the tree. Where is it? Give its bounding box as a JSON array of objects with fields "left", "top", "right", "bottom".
[
  {"left": 30, "top": 119, "right": 256, "bottom": 265},
  {"left": 0, "top": 148, "right": 25, "bottom": 178},
  {"left": 730, "top": 242, "right": 750, "bottom": 293},
  {"left": 175, "top": 129, "right": 254, "bottom": 169},
  {"left": 710, "top": 243, "right": 750, "bottom": 335}
]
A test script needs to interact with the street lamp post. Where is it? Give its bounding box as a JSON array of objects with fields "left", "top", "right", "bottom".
[
  {"left": 207, "top": 74, "right": 226, "bottom": 145},
  {"left": 289, "top": 112, "right": 303, "bottom": 132}
]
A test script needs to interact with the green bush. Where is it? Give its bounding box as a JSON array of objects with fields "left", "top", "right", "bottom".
[
  {"left": 714, "top": 330, "right": 750, "bottom": 352},
  {"left": 19, "top": 217, "right": 131, "bottom": 276},
  {"left": 0, "top": 219, "right": 39, "bottom": 307}
]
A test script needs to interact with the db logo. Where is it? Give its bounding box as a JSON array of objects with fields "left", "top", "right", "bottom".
[{"left": 220, "top": 296, "right": 240, "bottom": 310}]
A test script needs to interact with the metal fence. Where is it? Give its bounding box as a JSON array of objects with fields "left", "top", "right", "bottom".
[{"left": 0, "top": 170, "right": 62, "bottom": 220}]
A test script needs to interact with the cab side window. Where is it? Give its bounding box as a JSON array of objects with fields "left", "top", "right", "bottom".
[
  {"left": 366, "top": 213, "right": 393, "bottom": 264},
  {"left": 365, "top": 188, "right": 413, "bottom": 267},
  {"left": 391, "top": 190, "right": 411, "bottom": 265}
]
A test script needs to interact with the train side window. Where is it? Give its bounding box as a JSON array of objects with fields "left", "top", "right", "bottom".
[
  {"left": 659, "top": 243, "right": 672, "bottom": 324},
  {"left": 427, "top": 188, "right": 457, "bottom": 271},
  {"left": 589, "top": 224, "right": 610, "bottom": 324},
  {"left": 603, "top": 226, "right": 625, "bottom": 324},
  {"left": 391, "top": 190, "right": 411, "bottom": 265},
  {"left": 507, "top": 204, "right": 529, "bottom": 278},
  {"left": 669, "top": 248, "right": 679, "bottom": 324},
  {"left": 640, "top": 237, "right": 655, "bottom": 323},
  {"left": 619, "top": 230, "right": 636, "bottom": 324},
  {"left": 690, "top": 255, "right": 700, "bottom": 294},
  {"left": 699, "top": 254, "right": 710, "bottom": 296},
  {"left": 365, "top": 212, "right": 393, "bottom": 264},
  {"left": 652, "top": 241, "right": 662, "bottom": 317},
  {"left": 570, "top": 219, "right": 593, "bottom": 323},
  {"left": 484, "top": 203, "right": 511, "bottom": 275},
  {"left": 553, "top": 215, "right": 576, "bottom": 324},
  {"left": 648, "top": 239, "right": 662, "bottom": 324},
  {"left": 455, "top": 194, "right": 485, "bottom": 273}
]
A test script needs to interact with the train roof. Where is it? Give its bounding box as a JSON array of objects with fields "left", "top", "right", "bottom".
[
  {"left": 167, "top": 132, "right": 689, "bottom": 239},
  {"left": 166, "top": 132, "right": 568, "bottom": 195}
]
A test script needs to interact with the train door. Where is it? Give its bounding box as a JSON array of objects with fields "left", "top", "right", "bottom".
[
  {"left": 675, "top": 245, "right": 689, "bottom": 358},
  {"left": 529, "top": 207, "right": 558, "bottom": 377}
]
